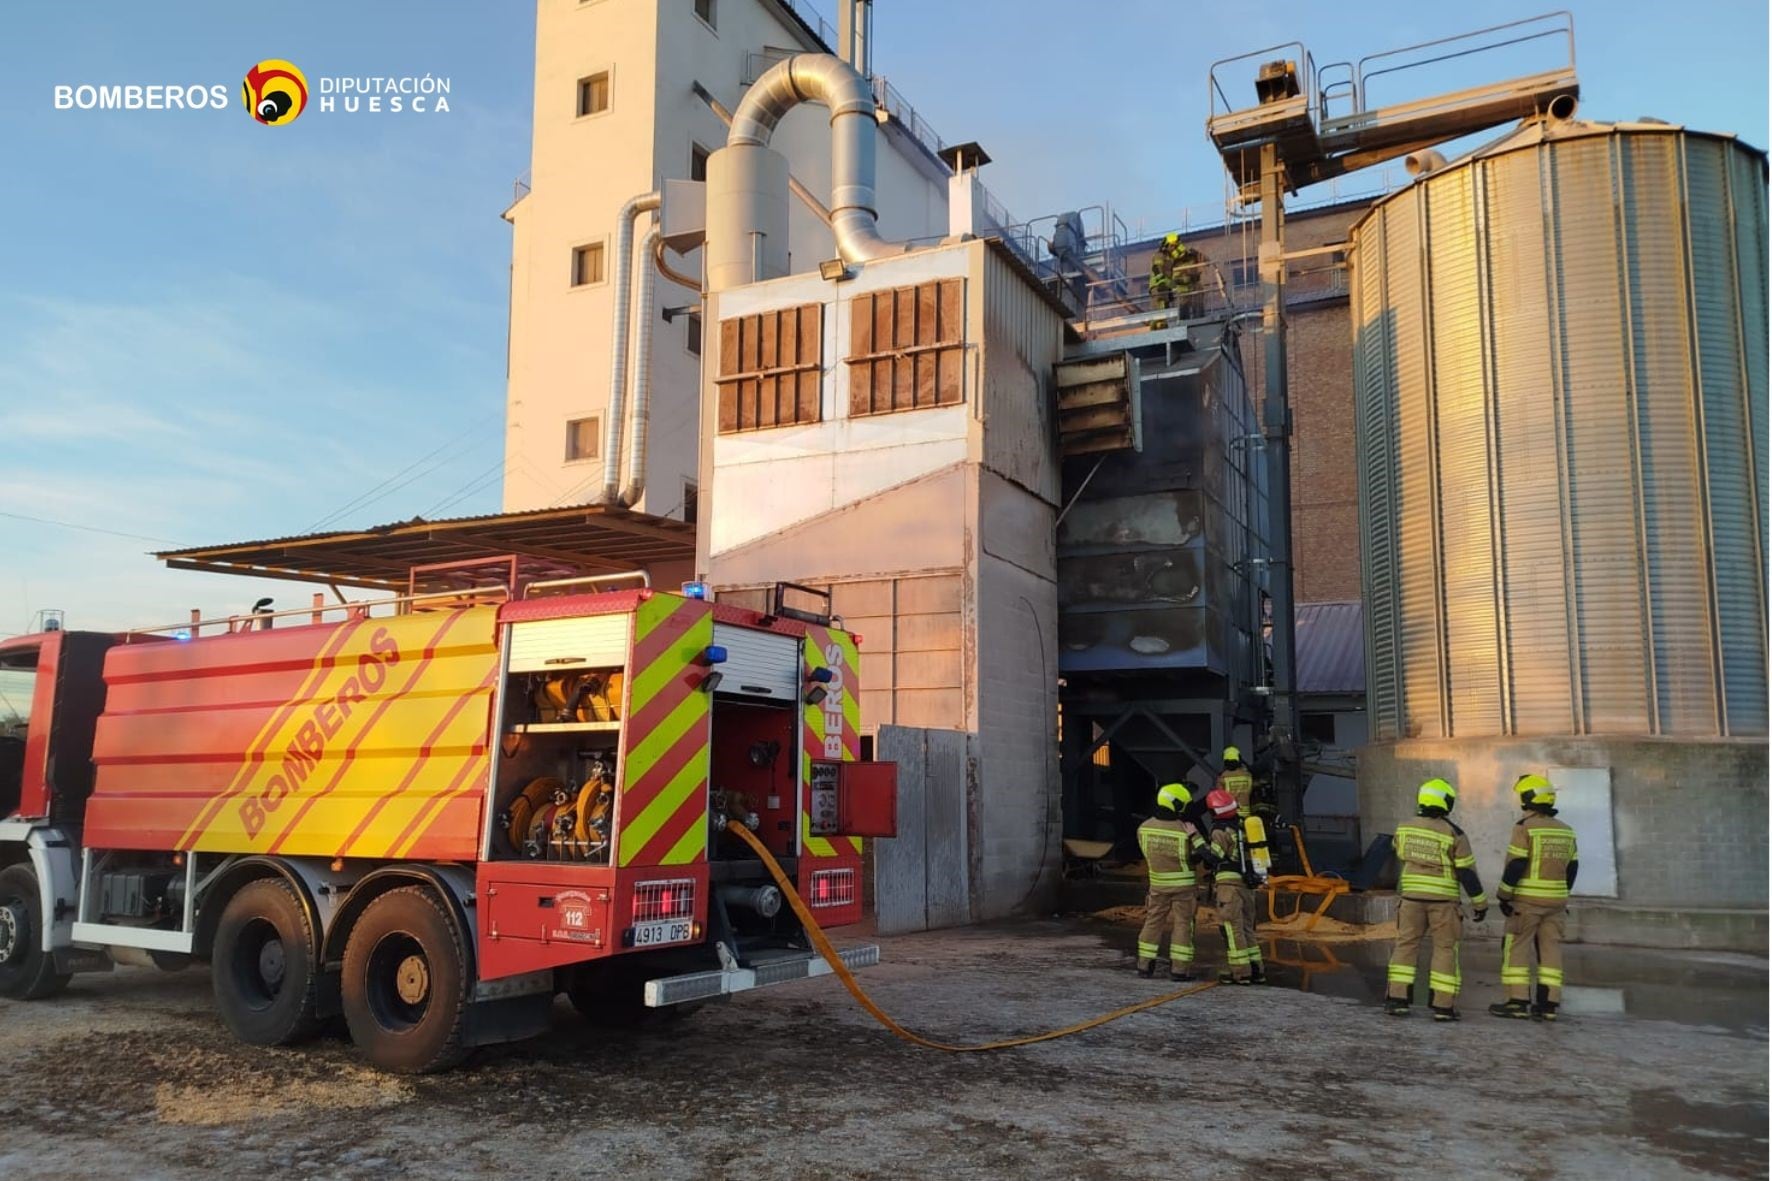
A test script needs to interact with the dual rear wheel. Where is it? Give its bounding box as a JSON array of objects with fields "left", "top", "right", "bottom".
[{"left": 212, "top": 880, "right": 469, "bottom": 1073}]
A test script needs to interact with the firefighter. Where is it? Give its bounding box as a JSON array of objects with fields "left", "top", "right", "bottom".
[
  {"left": 1384, "top": 778, "right": 1487, "bottom": 1021},
  {"left": 1489, "top": 773, "right": 1580, "bottom": 1022},
  {"left": 1148, "top": 233, "right": 1202, "bottom": 313},
  {"left": 1215, "top": 746, "right": 1255, "bottom": 819},
  {"left": 1135, "top": 783, "right": 1214, "bottom": 981},
  {"left": 1207, "top": 789, "right": 1265, "bottom": 985}
]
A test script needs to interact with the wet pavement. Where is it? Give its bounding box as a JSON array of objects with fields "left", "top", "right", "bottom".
[{"left": 0, "top": 916, "right": 1764, "bottom": 1179}]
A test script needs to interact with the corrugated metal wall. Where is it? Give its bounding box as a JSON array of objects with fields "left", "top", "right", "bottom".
[{"left": 1353, "top": 124, "right": 1768, "bottom": 739}]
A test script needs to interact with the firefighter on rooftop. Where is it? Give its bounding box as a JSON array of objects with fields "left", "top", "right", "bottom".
[
  {"left": 1489, "top": 773, "right": 1580, "bottom": 1023},
  {"left": 1384, "top": 777, "right": 1487, "bottom": 1021},
  {"left": 1149, "top": 232, "right": 1202, "bottom": 315},
  {"left": 1135, "top": 783, "right": 1215, "bottom": 981}
]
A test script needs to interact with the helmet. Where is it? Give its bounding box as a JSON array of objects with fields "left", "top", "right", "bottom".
[
  {"left": 1514, "top": 773, "right": 1556, "bottom": 808},
  {"left": 1416, "top": 778, "right": 1457, "bottom": 812},
  {"left": 1206, "top": 788, "right": 1238, "bottom": 820},
  {"left": 1155, "top": 783, "right": 1192, "bottom": 813},
  {"left": 1222, "top": 745, "right": 1241, "bottom": 763},
  {"left": 1164, "top": 232, "right": 1180, "bottom": 245}
]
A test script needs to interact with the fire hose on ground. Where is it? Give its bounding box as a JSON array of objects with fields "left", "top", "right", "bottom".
[{"left": 724, "top": 821, "right": 1218, "bottom": 1052}]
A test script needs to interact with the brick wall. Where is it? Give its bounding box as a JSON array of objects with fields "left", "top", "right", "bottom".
[{"left": 1126, "top": 199, "right": 1374, "bottom": 604}]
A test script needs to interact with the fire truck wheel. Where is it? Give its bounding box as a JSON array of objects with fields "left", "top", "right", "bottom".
[
  {"left": 0, "top": 865, "right": 70, "bottom": 1001},
  {"left": 341, "top": 887, "right": 469, "bottom": 1074},
  {"left": 211, "top": 877, "right": 323, "bottom": 1045}
]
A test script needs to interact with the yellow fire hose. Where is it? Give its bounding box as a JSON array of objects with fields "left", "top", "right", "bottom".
[{"left": 724, "top": 821, "right": 1218, "bottom": 1052}]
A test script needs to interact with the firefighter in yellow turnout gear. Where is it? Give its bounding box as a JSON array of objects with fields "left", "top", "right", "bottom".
[
  {"left": 1148, "top": 232, "right": 1202, "bottom": 314},
  {"left": 1215, "top": 746, "right": 1254, "bottom": 819},
  {"left": 1489, "top": 774, "right": 1580, "bottom": 1023},
  {"left": 1135, "top": 784, "right": 1215, "bottom": 982},
  {"left": 1207, "top": 789, "right": 1265, "bottom": 985},
  {"left": 1385, "top": 779, "right": 1487, "bottom": 1021}
]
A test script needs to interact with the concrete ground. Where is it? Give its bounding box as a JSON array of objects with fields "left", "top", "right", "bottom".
[{"left": 0, "top": 918, "right": 1764, "bottom": 1180}]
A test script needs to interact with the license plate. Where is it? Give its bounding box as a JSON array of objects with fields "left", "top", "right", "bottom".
[{"left": 632, "top": 920, "right": 692, "bottom": 947}]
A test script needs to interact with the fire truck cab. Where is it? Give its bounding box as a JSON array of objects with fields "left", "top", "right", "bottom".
[{"left": 0, "top": 577, "right": 894, "bottom": 1073}]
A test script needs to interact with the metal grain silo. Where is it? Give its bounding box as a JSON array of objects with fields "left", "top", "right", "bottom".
[{"left": 1352, "top": 119, "right": 1768, "bottom": 741}]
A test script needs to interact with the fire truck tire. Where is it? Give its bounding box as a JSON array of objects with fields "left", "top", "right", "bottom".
[
  {"left": 211, "top": 877, "right": 323, "bottom": 1046},
  {"left": 341, "top": 887, "right": 469, "bottom": 1074},
  {"left": 0, "top": 865, "right": 70, "bottom": 1001}
]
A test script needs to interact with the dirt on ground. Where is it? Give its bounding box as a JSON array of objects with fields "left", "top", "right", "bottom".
[{"left": 0, "top": 918, "right": 1764, "bottom": 1180}]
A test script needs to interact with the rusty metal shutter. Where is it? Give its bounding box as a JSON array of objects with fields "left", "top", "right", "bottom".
[
  {"left": 717, "top": 303, "right": 823, "bottom": 433},
  {"left": 847, "top": 278, "right": 964, "bottom": 416}
]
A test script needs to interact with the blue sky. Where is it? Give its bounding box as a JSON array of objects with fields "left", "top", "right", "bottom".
[{"left": 0, "top": 1, "right": 1765, "bottom": 633}]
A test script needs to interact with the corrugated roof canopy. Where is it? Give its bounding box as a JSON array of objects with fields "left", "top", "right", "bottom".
[
  {"left": 1296, "top": 600, "right": 1365, "bottom": 696},
  {"left": 156, "top": 504, "right": 696, "bottom": 592}
]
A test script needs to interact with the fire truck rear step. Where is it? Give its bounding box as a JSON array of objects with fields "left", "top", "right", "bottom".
[{"left": 643, "top": 944, "right": 880, "bottom": 1007}]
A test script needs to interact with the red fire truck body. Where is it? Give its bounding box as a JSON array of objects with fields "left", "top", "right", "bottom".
[{"left": 0, "top": 580, "right": 893, "bottom": 1071}]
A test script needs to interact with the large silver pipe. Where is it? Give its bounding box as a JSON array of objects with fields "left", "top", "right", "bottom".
[
  {"left": 621, "top": 225, "right": 661, "bottom": 507},
  {"left": 726, "top": 54, "right": 903, "bottom": 265},
  {"left": 601, "top": 191, "right": 660, "bottom": 504}
]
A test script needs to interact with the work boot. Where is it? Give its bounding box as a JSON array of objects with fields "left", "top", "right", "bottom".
[
  {"left": 1217, "top": 971, "right": 1238, "bottom": 985},
  {"left": 1532, "top": 1002, "right": 1560, "bottom": 1023},
  {"left": 1170, "top": 968, "right": 1198, "bottom": 983},
  {"left": 1248, "top": 966, "right": 1267, "bottom": 986},
  {"left": 1136, "top": 962, "right": 1155, "bottom": 979},
  {"left": 1430, "top": 1005, "right": 1460, "bottom": 1022},
  {"left": 1489, "top": 999, "right": 1533, "bottom": 1020},
  {"left": 1383, "top": 998, "right": 1412, "bottom": 1017}
]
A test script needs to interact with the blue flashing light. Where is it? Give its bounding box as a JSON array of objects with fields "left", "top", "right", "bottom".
[
  {"left": 703, "top": 644, "right": 728, "bottom": 665},
  {"left": 809, "top": 666, "right": 835, "bottom": 684},
  {"left": 681, "top": 580, "right": 710, "bottom": 600},
  {"left": 173, "top": 629, "right": 193, "bottom": 642}
]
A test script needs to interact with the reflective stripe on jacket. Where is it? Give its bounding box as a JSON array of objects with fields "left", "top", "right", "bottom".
[
  {"left": 1394, "top": 816, "right": 1486, "bottom": 906},
  {"left": 1500, "top": 814, "right": 1578, "bottom": 902},
  {"left": 1139, "top": 817, "right": 1204, "bottom": 888}
]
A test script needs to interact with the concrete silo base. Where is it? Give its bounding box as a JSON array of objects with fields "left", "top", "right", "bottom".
[{"left": 1357, "top": 735, "right": 1768, "bottom": 953}]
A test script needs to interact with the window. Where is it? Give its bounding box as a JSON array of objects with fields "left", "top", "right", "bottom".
[
  {"left": 717, "top": 303, "right": 823, "bottom": 433},
  {"left": 686, "top": 310, "right": 702, "bottom": 356},
  {"left": 846, "top": 278, "right": 965, "bottom": 416},
  {"left": 682, "top": 481, "right": 699, "bottom": 525},
  {"left": 693, "top": 0, "right": 716, "bottom": 29},
  {"left": 1302, "top": 712, "right": 1337, "bottom": 744},
  {"left": 576, "top": 71, "right": 610, "bottom": 117},
  {"left": 571, "top": 241, "right": 605, "bottom": 287},
  {"left": 690, "top": 142, "right": 710, "bottom": 182},
  {"left": 565, "top": 416, "right": 601, "bottom": 462}
]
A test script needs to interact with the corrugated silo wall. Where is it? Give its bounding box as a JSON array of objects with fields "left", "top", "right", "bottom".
[
  {"left": 1351, "top": 126, "right": 1768, "bottom": 949},
  {"left": 1353, "top": 127, "right": 1767, "bottom": 742}
]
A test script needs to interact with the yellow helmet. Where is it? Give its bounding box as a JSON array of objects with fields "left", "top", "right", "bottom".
[
  {"left": 1155, "top": 783, "right": 1192, "bottom": 813},
  {"left": 1514, "top": 773, "right": 1556, "bottom": 807},
  {"left": 1416, "top": 778, "right": 1456, "bottom": 811},
  {"left": 1164, "top": 232, "right": 1180, "bottom": 245},
  {"left": 1222, "top": 746, "right": 1241, "bottom": 763}
]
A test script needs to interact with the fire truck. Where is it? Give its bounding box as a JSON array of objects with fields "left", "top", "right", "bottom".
[{"left": 0, "top": 575, "right": 894, "bottom": 1072}]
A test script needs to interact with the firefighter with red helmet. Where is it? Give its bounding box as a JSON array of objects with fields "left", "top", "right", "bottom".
[{"left": 1207, "top": 789, "right": 1265, "bottom": 985}]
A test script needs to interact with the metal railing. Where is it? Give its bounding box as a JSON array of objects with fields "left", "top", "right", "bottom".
[
  {"left": 129, "top": 586, "right": 512, "bottom": 641},
  {"left": 1209, "top": 13, "right": 1575, "bottom": 135},
  {"left": 512, "top": 170, "right": 531, "bottom": 203}
]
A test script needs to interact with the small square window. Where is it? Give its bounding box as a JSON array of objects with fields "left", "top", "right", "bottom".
[
  {"left": 682, "top": 482, "right": 699, "bottom": 525},
  {"left": 686, "top": 310, "right": 702, "bottom": 356},
  {"left": 690, "top": 142, "right": 710, "bottom": 182},
  {"left": 566, "top": 416, "right": 601, "bottom": 462},
  {"left": 572, "top": 242, "right": 605, "bottom": 287},
  {"left": 693, "top": 0, "right": 716, "bottom": 29},
  {"left": 576, "top": 72, "right": 610, "bottom": 118}
]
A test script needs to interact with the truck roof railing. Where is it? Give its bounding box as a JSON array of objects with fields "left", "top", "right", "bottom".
[
  {"left": 128, "top": 585, "right": 511, "bottom": 642},
  {"left": 523, "top": 572, "right": 652, "bottom": 598}
]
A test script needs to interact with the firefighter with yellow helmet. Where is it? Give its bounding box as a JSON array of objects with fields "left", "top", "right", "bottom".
[
  {"left": 1134, "top": 782, "right": 1215, "bottom": 981},
  {"left": 1215, "top": 746, "right": 1254, "bottom": 819},
  {"left": 1489, "top": 773, "right": 1580, "bottom": 1022},
  {"left": 1149, "top": 232, "right": 1202, "bottom": 314},
  {"left": 1384, "top": 778, "right": 1487, "bottom": 1020}
]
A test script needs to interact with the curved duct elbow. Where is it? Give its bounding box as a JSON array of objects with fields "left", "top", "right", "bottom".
[
  {"left": 725, "top": 53, "right": 904, "bottom": 267},
  {"left": 1405, "top": 149, "right": 1449, "bottom": 178}
]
